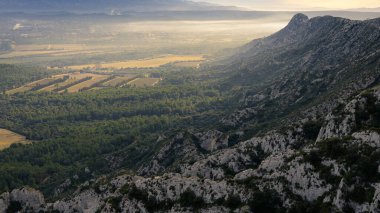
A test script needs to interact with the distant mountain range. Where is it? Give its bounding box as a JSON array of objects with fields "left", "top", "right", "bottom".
[
  {"left": 0, "top": 0, "right": 238, "bottom": 13},
  {"left": 349, "top": 7, "right": 380, "bottom": 12}
]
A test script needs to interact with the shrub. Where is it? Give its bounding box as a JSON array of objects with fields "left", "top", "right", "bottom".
[
  {"left": 303, "top": 120, "right": 323, "bottom": 141},
  {"left": 179, "top": 189, "right": 205, "bottom": 209},
  {"left": 7, "top": 201, "right": 22, "bottom": 213},
  {"left": 346, "top": 184, "right": 375, "bottom": 204},
  {"left": 249, "top": 189, "right": 284, "bottom": 213},
  {"left": 225, "top": 195, "right": 242, "bottom": 209}
]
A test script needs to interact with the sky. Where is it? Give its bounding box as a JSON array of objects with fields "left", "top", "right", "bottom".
[
  {"left": 1, "top": 0, "right": 380, "bottom": 12},
  {"left": 194, "top": 0, "right": 380, "bottom": 11}
]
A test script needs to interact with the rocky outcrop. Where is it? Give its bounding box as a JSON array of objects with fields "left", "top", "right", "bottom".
[
  {"left": 318, "top": 87, "right": 380, "bottom": 141},
  {"left": 0, "top": 187, "right": 45, "bottom": 212},
  {"left": 138, "top": 132, "right": 205, "bottom": 176},
  {"left": 194, "top": 130, "right": 229, "bottom": 152}
]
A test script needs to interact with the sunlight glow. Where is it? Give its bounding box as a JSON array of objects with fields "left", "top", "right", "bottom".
[{"left": 194, "top": 0, "right": 380, "bottom": 10}]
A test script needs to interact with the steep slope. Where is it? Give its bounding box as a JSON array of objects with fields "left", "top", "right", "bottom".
[
  {"left": 220, "top": 14, "right": 380, "bottom": 129},
  {"left": 1, "top": 13, "right": 380, "bottom": 212}
]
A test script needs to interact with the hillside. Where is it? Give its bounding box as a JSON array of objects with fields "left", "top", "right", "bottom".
[
  {"left": 218, "top": 13, "right": 380, "bottom": 129},
  {"left": 1, "top": 13, "right": 380, "bottom": 212}
]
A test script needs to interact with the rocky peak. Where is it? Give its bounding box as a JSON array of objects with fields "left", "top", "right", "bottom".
[{"left": 286, "top": 13, "right": 309, "bottom": 28}]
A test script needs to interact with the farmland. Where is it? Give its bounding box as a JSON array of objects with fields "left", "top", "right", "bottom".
[
  {"left": 0, "top": 44, "right": 108, "bottom": 59},
  {"left": 6, "top": 72, "right": 160, "bottom": 94},
  {"left": 6, "top": 76, "right": 65, "bottom": 95},
  {"left": 102, "top": 75, "right": 137, "bottom": 87},
  {"left": 61, "top": 74, "right": 109, "bottom": 93},
  {"left": 127, "top": 78, "right": 162, "bottom": 88},
  {"left": 40, "top": 73, "right": 94, "bottom": 92},
  {"left": 0, "top": 129, "right": 29, "bottom": 150},
  {"left": 172, "top": 61, "right": 203, "bottom": 68},
  {"left": 64, "top": 55, "right": 205, "bottom": 70}
]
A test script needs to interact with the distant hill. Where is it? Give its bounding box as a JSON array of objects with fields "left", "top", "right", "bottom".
[
  {"left": 348, "top": 7, "right": 380, "bottom": 12},
  {"left": 0, "top": 0, "right": 238, "bottom": 13}
]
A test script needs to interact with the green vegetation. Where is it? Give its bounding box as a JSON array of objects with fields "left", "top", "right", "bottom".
[
  {"left": 248, "top": 189, "right": 284, "bottom": 213},
  {"left": 0, "top": 64, "right": 58, "bottom": 92},
  {"left": 6, "top": 201, "right": 22, "bottom": 213},
  {"left": 0, "top": 64, "right": 236, "bottom": 199},
  {"left": 289, "top": 197, "right": 333, "bottom": 213},
  {"left": 355, "top": 93, "right": 380, "bottom": 131},
  {"left": 302, "top": 120, "right": 323, "bottom": 141},
  {"left": 179, "top": 189, "right": 205, "bottom": 209},
  {"left": 127, "top": 184, "right": 175, "bottom": 212}
]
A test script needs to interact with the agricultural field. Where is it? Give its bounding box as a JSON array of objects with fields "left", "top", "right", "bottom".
[
  {"left": 6, "top": 72, "right": 160, "bottom": 94},
  {"left": 127, "top": 78, "right": 161, "bottom": 88},
  {"left": 102, "top": 75, "right": 137, "bottom": 87},
  {"left": 63, "top": 74, "right": 109, "bottom": 93},
  {"left": 172, "top": 61, "right": 203, "bottom": 68},
  {"left": 40, "top": 73, "right": 92, "bottom": 92},
  {"left": 0, "top": 129, "right": 29, "bottom": 150},
  {"left": 0, "top": 44, "right": 87, "bottom": 58},
  {"left": 6, "top": 76, "right": 64, "bottom": 95},
  {"left": 64, "top": 55, "right": 205, "bottom": 70}
]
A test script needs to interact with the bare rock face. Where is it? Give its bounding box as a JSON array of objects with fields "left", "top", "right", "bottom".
[
  {"left": 0, "top": 187, "right": 45, "bottom": 212},
  {"left": 195, "top": 130, "right": 229, "bottom": 152},
  {"left": 52, "top": 190, "right": 102, "bottom": 213},
  {"left": 138, "top": 132, "right": 206, "bottom": 176},
  {"left": 0, "top": 192, "right": 10, "bottom": 213},
  {"left": 318, "top": 87, "right": 380, "bottom": 142},
  {"left": 221, "top": 108, "right": 257, "bottom": 127},
  {"left": 353, "top": 131, "right": 380, "bottom": 147},
  {"left": 317, "top": 97, "right": 365, "bottom": 141}
]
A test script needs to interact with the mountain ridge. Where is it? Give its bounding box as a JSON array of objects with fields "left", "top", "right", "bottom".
[{"left": 0, "top": 0, "right": 238, "bottom": 13}]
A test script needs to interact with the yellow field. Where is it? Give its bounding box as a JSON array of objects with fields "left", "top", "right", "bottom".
[
  {"left": 6, "top": 77, "right": 63, "bottom": 95},
  {"left": 173, "top": 61, "right": 203, "bottom": 68},
  {"left": 7, "top": 72, "right": 161, "bottom": 94},
  {"left": 0, "top": 50, "right": 68, "bottom": 58},
  {"left": 6, "top": 86, "right": 33, "bottom": 95},
  {"left": 41, "top": 78, "right": 76, "bottom": 92},
  {"left": 64, "top": 74, "right": 109, "bottom": 93},
  {"left": 40, "top": 73, "right": 93, "bottom": 92},
  {"left": 66, "top": 55, "right": 205, "bottom": 70},
  {"left": 127, "top": 78, "right": 161, "bottom": 88},
  {"left": 0, "top": 44, "right": 110, "bottom": 59},
  {"left": 102, "top": 75, "right": 137, "bottom": 87},
  {"left": 0, "top": 129, "right": 29, "bottom": 150},
  {"left": 15, "top": 44, "right": 86, "bottom": 51}
]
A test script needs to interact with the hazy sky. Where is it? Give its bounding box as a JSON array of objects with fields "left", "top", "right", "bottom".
[{"left": 195, "top": 0, "right": 380, "bottom": 10}]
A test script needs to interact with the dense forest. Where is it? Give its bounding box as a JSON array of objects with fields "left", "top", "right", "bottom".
[{"left": 0, "top": 64, "right": 59, "bottom": 92}]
